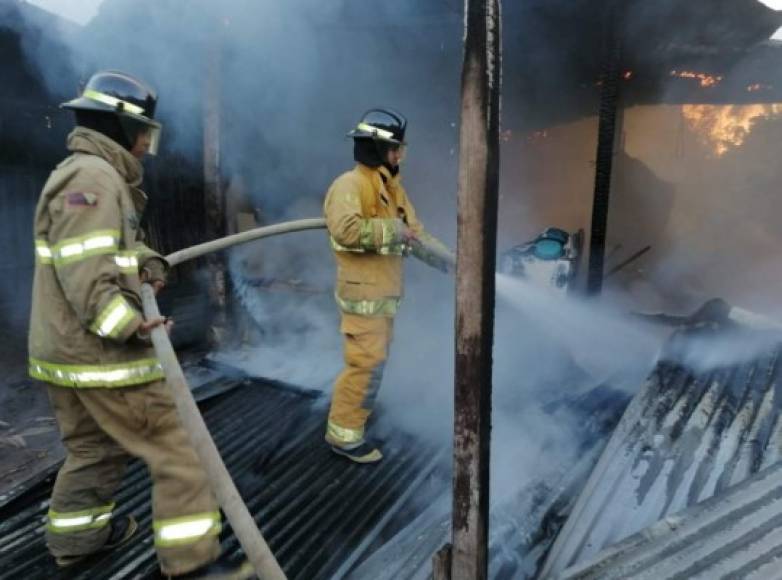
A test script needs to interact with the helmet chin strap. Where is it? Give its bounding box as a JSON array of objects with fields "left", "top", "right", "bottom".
[
  {"left": 373, "top": 140, "right": 402, "bottom": 176},
  {"left": 383, "top": 161, "right": 400, "bottom": 177}
]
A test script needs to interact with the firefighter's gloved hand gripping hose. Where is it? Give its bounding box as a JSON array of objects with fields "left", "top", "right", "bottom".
[{"left": 141, "top": 217, "right": 453, "bottom": 579}]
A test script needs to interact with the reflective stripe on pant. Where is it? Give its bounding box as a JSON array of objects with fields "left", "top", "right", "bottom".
[
  {"left": 45, "top": 381, "right": 220, "bottom": 576},
  {"left": 47, "top": 503, "right": 115, "bottom": 534},
  {"left": 327, "top": 313, "right": 393, "bottom": 446}
]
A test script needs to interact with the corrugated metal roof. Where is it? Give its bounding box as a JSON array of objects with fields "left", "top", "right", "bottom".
[
  {"left": 540, "top": 328, "right": 782, "bottom": 578},
  {"left": 348, "top": 385, "right": 632, "bottom": 580},
  {"left": 558, "top": 460, "right": 782, "bottom": 580},
  {"left": 0, "top": 378, "right": 443, "bottom": 579}
]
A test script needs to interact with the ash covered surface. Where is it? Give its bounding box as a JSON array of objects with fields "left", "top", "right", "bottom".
[
  {"left": 0, "top": 376, "right": 63, "bottom": 506},
  {"left": 0, "top": 323, "right": 63, "bottom": 506}
]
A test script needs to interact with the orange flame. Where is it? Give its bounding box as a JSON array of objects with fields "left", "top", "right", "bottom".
[
  {"left": 681, "top": 104, "right": 782, "bottom": 156},
  {"left": 670, "top": 70, "right": 723, "bottom": 88}
]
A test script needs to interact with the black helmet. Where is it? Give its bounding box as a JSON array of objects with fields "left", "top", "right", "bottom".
[
  {"left": 61, "top": 71, "right": 162, "bottom": 155},
  {"left": 347, "top": 108, "right": 407, "bottom": 145}
]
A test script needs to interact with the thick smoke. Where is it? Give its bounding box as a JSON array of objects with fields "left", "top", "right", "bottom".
[
  {"left": 21, "top": 0, "right": 778, "bottom": 572},
  {"left": 10, "top": 0, "right": 718, "bottom": 552}
]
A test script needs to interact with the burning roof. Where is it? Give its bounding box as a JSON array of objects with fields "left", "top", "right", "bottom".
[{"left": 503, "top": 0, "right": 782, "bottom": 130}]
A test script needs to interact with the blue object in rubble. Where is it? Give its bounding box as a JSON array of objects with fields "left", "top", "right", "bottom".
[{"left": 533, "top": 239, "right": 564, "bottom": 260}]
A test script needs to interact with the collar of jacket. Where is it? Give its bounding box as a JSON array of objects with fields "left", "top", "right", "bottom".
[
  {"left": 129, "top": 186, "right": 149, "bottom": 216},
  {"left": 355, "top": 162, "right": 400, "bottom": 186},
  {"left": 67, "top": 127, "right": 143, "bottom": 187}
]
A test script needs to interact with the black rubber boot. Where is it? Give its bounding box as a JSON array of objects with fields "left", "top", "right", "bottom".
[
  {"left": 330, "top": 440, "right": 383, "bottom": 463},
  {"left": 55, "top": 515, "right": 139, "bottom": 568},
  {"left": 172, "top": 557, "right": 255, "bottom": 580}
]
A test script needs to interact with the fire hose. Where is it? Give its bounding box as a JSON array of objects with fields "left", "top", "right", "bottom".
[
  {"left": 164, "top": 218, "right": 328, "bottom": 267},
  {"left": 142, "top": 284, "right": 285, "bottom": 580},
  {"left": 141, "top": 217, "right": 454, "bottom": 579}
]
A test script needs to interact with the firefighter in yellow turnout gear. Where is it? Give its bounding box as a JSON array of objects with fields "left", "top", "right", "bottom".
[
  {"left": 324, "top": 109, "right": 452, "bottom": 463},
  {"left": 29, "top": 72, "right": 249, "bottom": 579}
]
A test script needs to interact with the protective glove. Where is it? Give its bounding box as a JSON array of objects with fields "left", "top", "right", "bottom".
[
  {"left": 410, "top": 233, "right": 455, "bottom": 274},
  {"left": 390, "top": 219, "right": 418, "bottom": 246},
  {"left": 141, "top": 257, "right": 167, "bottom": 295},
  {"left": 134, "top": 316, "right": 174, "bottom": 344}
]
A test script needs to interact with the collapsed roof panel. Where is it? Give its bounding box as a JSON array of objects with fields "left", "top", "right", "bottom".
[
  {"left": 540, "top": 328, "right": 782, "bottom": 578},
  {"left": 558, "top": 459, "right": 782, "bottom": 579}
]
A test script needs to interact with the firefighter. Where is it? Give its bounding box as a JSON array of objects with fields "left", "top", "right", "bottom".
[
  {"left": 324, "top": 108, "right": 453, "bottom": 463},
  {"left": 28, "top": 71, "right": 251, "bottom": 579}
]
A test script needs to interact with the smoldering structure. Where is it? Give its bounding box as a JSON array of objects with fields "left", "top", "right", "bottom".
[{"left": 4, "top": 0, "right": 782, "bottom": 579}]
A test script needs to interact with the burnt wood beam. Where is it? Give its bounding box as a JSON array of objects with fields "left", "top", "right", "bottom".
[
  {"left": 587, "top": 0, "right": 624, "bottom": 296},
  {"left": 449, "top": 0, "right": 502, "bottom": 579}
]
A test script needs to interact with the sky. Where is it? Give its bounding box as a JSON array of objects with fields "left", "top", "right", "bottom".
[
  {"left": 23, "top": 0, "right": 782, "bottom": 29},
  {"left": 24, "top": 0, "right": 104, "bottom": 25}
]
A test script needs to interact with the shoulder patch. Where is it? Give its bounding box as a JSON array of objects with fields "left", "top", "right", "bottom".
[{"left": 65, "top": 192, "right": 99, "bottom": 207}]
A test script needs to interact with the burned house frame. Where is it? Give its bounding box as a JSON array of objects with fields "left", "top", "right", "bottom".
[{"left": 2, "top": 0, "right": 782, "bottom": 578}]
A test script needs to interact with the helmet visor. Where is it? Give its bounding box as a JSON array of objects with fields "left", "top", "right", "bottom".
[
  {"left": 147, "top": 124, "right": 162, "bottom": 156},
  {"left": 120, "top": 116, "right": 162, "bottom": 156},
  {"left": 390, "top": 143, "right": 407, "bottom": 164}
]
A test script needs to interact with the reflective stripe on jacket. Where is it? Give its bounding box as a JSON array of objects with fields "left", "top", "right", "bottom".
[
  {"left": 28, "top": 127, "right": 167, "bottom": 387},
  {"left": 324, "top": 163, "right": 430, "bottom": 317}
]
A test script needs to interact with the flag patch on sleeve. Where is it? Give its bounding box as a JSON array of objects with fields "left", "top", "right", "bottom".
[{"left": 66, "top": 192, "right": 98, "bottom": 207}]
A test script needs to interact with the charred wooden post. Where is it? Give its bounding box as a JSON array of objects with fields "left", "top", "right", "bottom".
[
  {"left": 203, "top": 21, "right": 229, "bottom": 341},
  {"left": 449, "top": 1, "right": 502, "bottom": 579},
  {"left": 586, "top": 0, "right": 623, "bottom": 296},
  {"left": 433, "top": 544, "right": 453, "bottom": 580}
]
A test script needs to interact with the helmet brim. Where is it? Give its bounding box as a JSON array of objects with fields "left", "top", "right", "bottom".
[
  {"left": 61, "top": 96, "right": 116, "bottom": 114},
  {"left": 63, "top": 97, "right": 163, "bottom": 156},
  {"left": 62, "top": 98, "right": 161, "bottom": 129},
  {"left": 346, "top": 129, "right": 404, "bottom": 145}
]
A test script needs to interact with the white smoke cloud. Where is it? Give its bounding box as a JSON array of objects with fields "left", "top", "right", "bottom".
[
  {"left": 23, "top": 0, "right": 104, "bottom": 25},
  {"left": 10, "top": 1, "right": 714, "bottom": 558}
]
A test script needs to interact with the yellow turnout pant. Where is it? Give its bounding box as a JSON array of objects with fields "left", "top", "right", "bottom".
[
  {"left": 45, "top": 380, "right": 220, "bottom": 576},
  {"left": 327, "top": 313, "right": 394, "bottom": 446}
]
